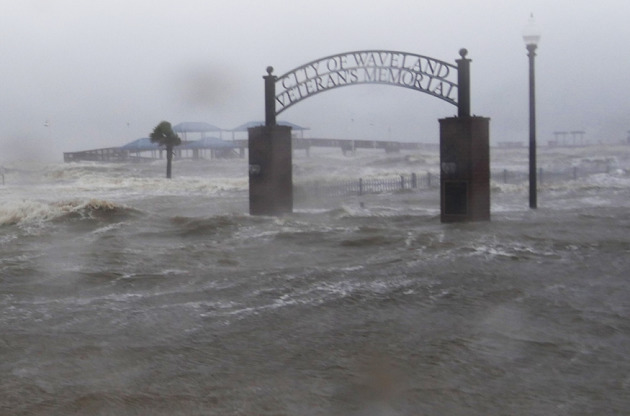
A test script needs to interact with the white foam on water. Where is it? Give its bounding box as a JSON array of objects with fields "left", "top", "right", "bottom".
[{"left": 0, "top": 198, "right": 127, "bottom": 226}]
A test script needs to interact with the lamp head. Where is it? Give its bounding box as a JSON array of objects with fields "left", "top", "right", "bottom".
[{"left": 522, "top": 13, "right": 542, "bottom": 46}]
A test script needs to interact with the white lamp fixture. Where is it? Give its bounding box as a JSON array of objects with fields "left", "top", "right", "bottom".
[{"left": 523, "top": 14, "right": 542, "bottom": 47}]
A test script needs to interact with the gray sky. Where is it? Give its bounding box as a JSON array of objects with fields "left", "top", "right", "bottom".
[{"left": 1, "top": 0, "right": 629, "bottom": 162}]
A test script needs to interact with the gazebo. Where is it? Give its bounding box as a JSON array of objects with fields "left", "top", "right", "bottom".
[
  {"left": 179, "top": 136, "right": 238, "bottom": 159},
  {"left": 172, "top": 122, "right": 224, "bottom": 140},
  {"left": 120, "top": 135, "right": 238, "bottom": 160}
]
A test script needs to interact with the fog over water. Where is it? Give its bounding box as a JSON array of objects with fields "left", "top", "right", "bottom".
[{"left": 2, "top": 0, "right": 630, "bottom": 162}]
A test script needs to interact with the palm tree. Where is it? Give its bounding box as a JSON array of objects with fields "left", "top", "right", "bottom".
[{"left": 150, "top": 121, "right": 182, "bottom": 179}]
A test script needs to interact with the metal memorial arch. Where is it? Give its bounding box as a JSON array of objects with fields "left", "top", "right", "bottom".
[
  {"left": 264, "top": 48, "right": 471, "bottom": 125},
  {"left": 250, "top": 48, "right": 489, "bottom": 223}
]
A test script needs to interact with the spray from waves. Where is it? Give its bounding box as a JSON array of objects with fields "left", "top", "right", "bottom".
[
  {"left": 5, "top": 160, "right": 249, "bottom": 196},
  {"left": 0, "top": 198, "right": 137, "bottom": 227},
  {"left": 61, "top": 171, "right": 247, "bottom": 196},
  {"left": 491, "top": 169, "right": 630, "bottom": 213},
  {"left": 560, "top": 171, "right": 630, "bottom": 189},
  {"left": 65, "top": 175, "right": 248, "bottom": 197}
]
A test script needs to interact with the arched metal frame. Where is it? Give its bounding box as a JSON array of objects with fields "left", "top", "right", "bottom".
[{"left": 265, "top": 49, "right": 470, "bottom": 126}]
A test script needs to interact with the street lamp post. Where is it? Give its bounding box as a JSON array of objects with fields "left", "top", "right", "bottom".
[{"left": 523, "top": 14, "right": 541, "bottom": 209}]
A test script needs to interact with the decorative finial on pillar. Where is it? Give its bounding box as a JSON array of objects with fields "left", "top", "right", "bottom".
[
  {"left": 264, "top": 66, "right": 277, "bottom": 126},
  {"left": 456, "top": 48, "right": 471, "bottom": 118}
]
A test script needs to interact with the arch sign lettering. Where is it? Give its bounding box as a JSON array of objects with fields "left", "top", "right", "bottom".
[
  {"left": 276, "top": 50, "right": 458, "bottom": 113},
  {"left": 264, "top": 49, "right": 471, "bottom": 125}
]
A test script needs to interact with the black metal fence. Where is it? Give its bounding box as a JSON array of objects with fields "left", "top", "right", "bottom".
[
  {"left": 294, "top": 163, "right": 619, "bottom": 199},
  {"left": 294, "top": 172, "right": 436, "bottom": 199}
]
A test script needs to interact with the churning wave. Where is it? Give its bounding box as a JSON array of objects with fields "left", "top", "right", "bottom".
[{"left": 0, "top": 198, "right": 137, "bottom": 227}]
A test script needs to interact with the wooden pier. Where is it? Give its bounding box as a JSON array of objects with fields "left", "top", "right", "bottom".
[
  {"left": 63, "top": 147, "right": 130, "bottom": 163},
  {"left": 64, "top": 138, "right": 428, "bottom": 163}
]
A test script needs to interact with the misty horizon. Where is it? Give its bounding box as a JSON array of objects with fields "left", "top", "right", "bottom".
[{"left": 2, "top": 0, "right": 629, "bottom": 162}]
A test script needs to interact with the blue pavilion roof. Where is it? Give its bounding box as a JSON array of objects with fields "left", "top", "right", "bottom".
[{"left": 119, "top": 137, "right": 160, "bottom": 151}]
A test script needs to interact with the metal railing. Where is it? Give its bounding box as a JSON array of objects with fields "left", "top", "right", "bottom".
[
  {"left": 294, "top": 172, "right": 435, "bottom": 199},
  {"left": 294, "top": 163, "right": 620, "bottom": 199}
]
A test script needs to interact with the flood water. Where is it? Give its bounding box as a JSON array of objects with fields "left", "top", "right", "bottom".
[{"left": 1, "top": 144, "right": 630, "bottom": 415}]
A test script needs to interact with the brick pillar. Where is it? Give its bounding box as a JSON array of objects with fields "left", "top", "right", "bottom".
[
  {"left": 248, "top": 125, "right": 293, "bottom": 216},
  {"left": 439, "top": 116, "right": 490, "bottom": 222}
]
